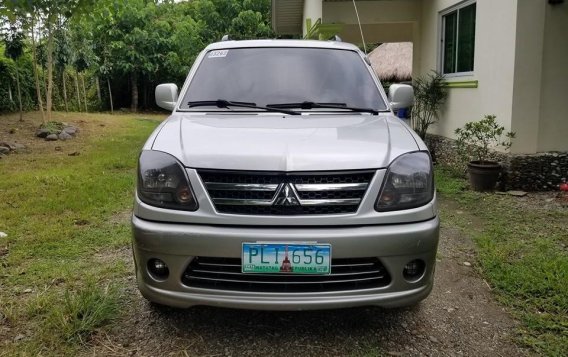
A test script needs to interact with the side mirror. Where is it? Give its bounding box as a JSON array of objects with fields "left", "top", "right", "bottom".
[
  {"left": 388, "top": 84, "right": 414, "bottom": 110},
  {"left": 155, "top": 83, "right": 179, "bottom": 111}
]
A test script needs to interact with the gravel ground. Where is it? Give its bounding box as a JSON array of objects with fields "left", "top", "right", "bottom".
[{"left": 85, "top": 198, "right": 529, "bottom": 357}]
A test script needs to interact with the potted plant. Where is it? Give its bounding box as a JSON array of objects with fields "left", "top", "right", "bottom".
[{"left": 455, "top": 115, "right": 515, "bottom": 191}]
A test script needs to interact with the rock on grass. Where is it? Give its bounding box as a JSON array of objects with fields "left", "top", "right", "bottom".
[{"left": 36, "top": 121, "right": 80, "bottom": 141}]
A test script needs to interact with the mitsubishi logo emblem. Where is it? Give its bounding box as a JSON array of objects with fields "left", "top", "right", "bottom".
[{"left": 274, "top": 183, "right": 301, "bottom": 206}]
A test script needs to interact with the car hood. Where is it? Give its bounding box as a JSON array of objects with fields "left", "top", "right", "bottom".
[{"left": 151, "top": 113, "right": 419, "bottom": 171}]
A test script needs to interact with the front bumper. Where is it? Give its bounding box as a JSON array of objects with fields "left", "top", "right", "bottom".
[{"left": 131, "top": 215, "right": 439, "bottom": 310}]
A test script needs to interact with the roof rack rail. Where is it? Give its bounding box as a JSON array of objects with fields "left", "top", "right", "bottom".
[{"left": 221, "top": 34, "right": 230, "bottom": 41}]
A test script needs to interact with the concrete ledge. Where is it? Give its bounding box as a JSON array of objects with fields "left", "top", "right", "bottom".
[{"left": 442, "top": 80, "right": 479, "bottom": 88}]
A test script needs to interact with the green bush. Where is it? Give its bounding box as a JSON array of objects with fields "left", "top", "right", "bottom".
[
  {"left": 411, "top": 71, "right": 448, "bottom": 139},
  {"left": 454, "top": 115, "right": 515, "bottom": 164}
]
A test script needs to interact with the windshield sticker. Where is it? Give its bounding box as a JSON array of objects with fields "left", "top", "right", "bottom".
[{"left": 208, "top": 50, "right": 228, "bottom": 58}]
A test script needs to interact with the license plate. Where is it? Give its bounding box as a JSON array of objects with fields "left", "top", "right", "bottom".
[{"left": 242, "top": 243, "right": 331, "bottom": 274}]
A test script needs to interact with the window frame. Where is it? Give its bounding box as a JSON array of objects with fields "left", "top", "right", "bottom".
[{"left": 438, "top": 0, "right": 477, "bottom": 78}]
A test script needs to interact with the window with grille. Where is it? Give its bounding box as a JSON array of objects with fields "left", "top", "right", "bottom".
[{"left": 441, "top": 1, "right": 476, "bottom": 75}]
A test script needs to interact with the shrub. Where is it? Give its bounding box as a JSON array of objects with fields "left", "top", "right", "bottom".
[
  {"left": 411, "top": 71, "right": 448, "bottom": 139},
  {"left": 454, "top": 115, "right": 515, "bottom": 164}
]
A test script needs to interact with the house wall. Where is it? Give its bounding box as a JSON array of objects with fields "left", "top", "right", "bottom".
[
  {"left": 510, "top": 0, "right": 546, "bottom": 154},
  {"left": 302, "top": 0, "right": 323, "bottom": 35},
  {"left": 419, "top": 0, "right": 519, "bottom": 151},
  {"left": 271, "top": 0, "right": 304, "bottom": 35},
  {"left": 323, "top": 0, "right": 422, "bottom": 24},
  {"left": 537, "top": 3, "right": 568, "bottom": 152}
]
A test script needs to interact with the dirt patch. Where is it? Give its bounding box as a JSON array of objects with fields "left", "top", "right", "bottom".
[
  {"left": 81, "top": 198, "right": 529, "bottom": 357},
  {"left": 93, "top": 246, "right": 132, "bottom": 267},
  {"left": 0, "top": 112, "right": 84, "bottom": 155},
  {"left": 108, "top": 210, "right": 133, "bottom": 226},
  {"left": 0, "top": 111, "right": 163, "bottom": 159},
  {"left": 497, "top": 191, "right": 568, "bottom": 211}
]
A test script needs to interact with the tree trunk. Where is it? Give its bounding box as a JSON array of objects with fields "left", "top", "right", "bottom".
[
  {"left": 131, "top": 73, "right": 138, "bottom": 112},
  {"left": 41, "top": 66, "right": 47, "bottom": 102},
  {"left": 74, "top": 70, "right": 81, "bottom": 112},
  {"left": 95, "top": 77, "right": 102, "bottom": 103},
  {"left": 107, "top": 78, "right": 114, "bottom": 114},
  {"left": 81, "top": 73, "right": 88, "bottom": 112},
  {"left": 46, "top": 20, "right": 54, "bottom": 122},
  {"left": 30, "top": 16, "right": 45, "bottom": 122},
  {"left": 142, "top": 80, "right": 148, "bottom": 110},
  {"left": 8, "top": 83, "right": 13, "bottom": 103},
  {"left": 62, "top": 71, "right": 68, "bottom": 112},
  {"left": 15, "top": 65, "right": 23, "bottom": 122}
]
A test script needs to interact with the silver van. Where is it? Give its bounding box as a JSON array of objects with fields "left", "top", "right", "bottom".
[{"left": 132, "top": 39, "right": 439, "bottom": 310}]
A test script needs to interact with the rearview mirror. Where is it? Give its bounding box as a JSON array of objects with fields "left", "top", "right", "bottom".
[
  {"left": 155, "top": 83, "right": 179, "bottom": 111},
  {"left": 389, "top": 84, "right": 414, "bottom": 110}
]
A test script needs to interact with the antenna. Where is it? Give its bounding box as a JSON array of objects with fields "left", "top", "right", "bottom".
[
  {"left": 352, "top": 0, "right": 367, "bottom": 54},
  {"left": 221, "top": 34, "right": 230, "bottom": 41}
]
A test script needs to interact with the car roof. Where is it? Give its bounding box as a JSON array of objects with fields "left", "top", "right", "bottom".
[{"left": 205, "top": 39, "right": 362, "bottom": 52}]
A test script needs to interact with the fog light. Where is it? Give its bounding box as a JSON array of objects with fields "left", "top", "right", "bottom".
[
  {"left": 403, "top": 259, "right": 425, "bottom": 281},
  {"left": 148, "top": 258, "right": 169, "bottom": 279}
]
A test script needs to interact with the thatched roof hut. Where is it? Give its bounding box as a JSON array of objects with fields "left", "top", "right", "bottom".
[{"left": 368, "top": 42, "right": 413, "bottom": 83}]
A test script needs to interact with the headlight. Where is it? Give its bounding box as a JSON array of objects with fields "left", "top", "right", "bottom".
[
  {"left": 376, "top": 151, "right": 433, "bottom": 211},
  {"left": 137, "top": 150, "right": 198, "bottom": 211}
]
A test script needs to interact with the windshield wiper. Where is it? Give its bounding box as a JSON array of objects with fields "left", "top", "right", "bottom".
[
  {"left": 187, "top": 100, "right": 299, "bottom": 115},
  {"left": 267, "top": 101, "right": 380, "bottom": 115}
]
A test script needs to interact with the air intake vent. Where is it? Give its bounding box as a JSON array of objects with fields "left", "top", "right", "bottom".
[
  {"left": 182, "top": 257, "right": 391, "bottom": 293},
  {"left": 198, "top": 170, "right": 374, "bottom": 215}
]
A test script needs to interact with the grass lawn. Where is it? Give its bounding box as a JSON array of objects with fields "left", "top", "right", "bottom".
[
  {"left": 436, "top": 167, "right": 568, "bottom": 355},
  {"left": 0, "top": 112, "right": 164, "bottom": 355}
]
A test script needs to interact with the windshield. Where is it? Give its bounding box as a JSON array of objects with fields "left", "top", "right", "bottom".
[{"left": 181, "top": 47, "right": 387, "bottom": 112}]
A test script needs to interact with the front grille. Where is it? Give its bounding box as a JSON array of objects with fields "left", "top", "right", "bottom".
[
  {"left": 182, "top": 257, "right": 391, "bottom": 293},
  {"left": 199, "top": 170, "right": 375, "bottom": 215}
]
